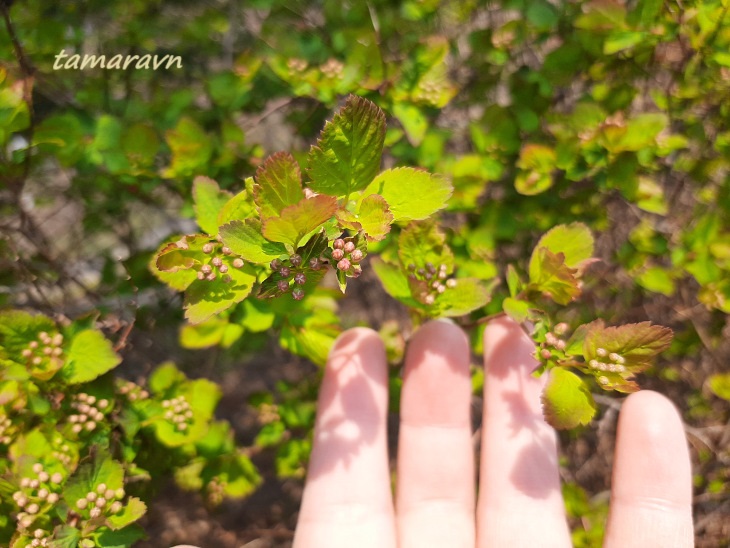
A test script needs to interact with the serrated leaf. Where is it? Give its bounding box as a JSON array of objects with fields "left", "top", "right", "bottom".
[
  {"left": 106, "top": 497, "right": 146, "bottom": 530},
  {"left": 398, "top": 221, "right": 454, "bottom": 274},
  {"left": 583, "top": 320, "right": 673, "bottom": 373},
  {"left": 363, "top": 167, "right": 452, "bottom": 221},
  {"left": 94, "top": 525, "right": 146, "bottom": 547},
  {"left": 336, "top": 194, "right": 393, "bottom": 241},
  {"left": 183, "top": 263, "right": 257, "bottom": 324},
  {"left": 433, "top": 278, "right": 494, "bottom": 317},
  {"left": 515, "top": 144, "right": 556, "bottom": 195},
  {"left": 49, "top": 525, "right": 81, "bottom": 548},
  {"left": 217, "top": 452, "right": 262, "bottom": 499},
  {"left": 148, "top": 240, "right": 199, "bottom": 291},
  {"left": 61, "top": 330, "right": 121, "bottom": 384},
  {"left": 62, "top": 450, "right": 124, "bottom": 510},
  {"left": 0, "top": 310, "right": 55, "bottom": 358},
  {"left": 262, "top": 195, "right": 337, "bottom": 247},
  {"left": 218, "top": 219, "right": 287, "bottom": 263},
  {"left": 541, "top": 367, "right": 597, "bottom": 430},
  {"left": 254, "top": 152, "right": 305, "bottom": 219},
  {"left": 193, "top": 176, "right": 231, "bottom": 236},
  {"left": 307, "top": 95, "right": 386, "bottom": 197},
  {"left": 529, "top": 223, "right": 595, "bottom": 273}
]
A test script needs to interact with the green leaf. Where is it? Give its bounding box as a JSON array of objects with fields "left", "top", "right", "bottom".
[
  {"left": 218, "top": 452, "right": 262, "bottom": 499},
  {"left": 708, "top": 373, "right": 730, "bottom": 401},
  {"left": 307, "top": 95, "right": 386, "bottom": 197},
  {"left": 541, "top": 368, "right": 597, "bottom": 430},
  {"left": 529, "top": 222, "right": 595, "bottom": 272},
  {"left": 61, "top": 330, "right": 121, "bottom": 384},
  {"left": 49, "top": 525, "right": 81, "bottom": 548},
  {"left": 193, "top": 176, "right": 231, "bottom": 236},
  {"left": 162, "top": 117, "right": 213, "bottom": 178},
  {"left": 280, "top": 321, "right": 339, "bottom": 367},
  {"left": 515, "top": 144, "right": 556, "bottom": 195},
  {"left": 219, "top": 219, "right": 287, "bottom": 263},
  {"left": 503, "top": 297, "right": 531, "bottom": 323},
  {"left": 393, "top": 102, "right": 428, "bottom": 145},
  {"left": 398, "top": 221, "right": 455, "bottom": 275},
  {"left": 371, "top": 258, "right": 420, "bottom": 307},
  {"left": 155, "top": 234, "right": 209, "bottom": 272},
  {"left": 363, "top": 167, "right": 452, "bottom": 222},
  {"left": 253, "top": 152, "right": 305, "bottom": 219},
  {"left": 262, "top": 195, "right": 338, "bottom": 247},
  {"left": 180, "top": 317, "right": 228, "bottom": 349},
  {"left": 121, "top": 123, "right": 158, "bottom": 168},
  {"left": 183, "top": 263, "right": 257, "bottom": 324},
  {"left": 336, "top": 194, "right": 393, "bottom": 241},
  {"left": 62, "top": 450, "right": 124, "bottom": 511},
  {"left": 106, "top": 497, "right": 146, "bottom": 530},
  {"left": 506, "top": 264, "right": 522, "bottom": 297},
  {"left": 636, "top": 266, "right": 675, "bottom": 296},
  {"left": 217, "top": 189, "right": 255, "bottom": 226},
  {"left": 94, "top": 525, "right": 146, "bottom": 548},
  {"left": 149, "top": 362, "right": 186, "bottom": 394},
  {"left": 149, "top": 240, "right": 199, "bottom": 291},
  {"left": 433, "top": 278, "right": 494, "bottom": 317}
]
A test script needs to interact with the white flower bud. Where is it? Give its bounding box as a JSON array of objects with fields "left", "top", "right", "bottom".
[
  {"left": 32, "top": 463, "right": 43, "bottom": 474},
  {"left": 598, "top": 376, "right": 609, "bottom": 385},
  {"left": 95, "top": 497, "right": 106, "bottom": 508},
  {"left": 32, "top": 356, "right": 42, "bottom": 365},
  {"left": 29, "top": 479, "right": 39, "bottom": 489},
  {"left": 221, "top": 246, "right": 231, "bottom": 255},
  {"left": 37, "top": 488, "right": 48, "bottom": 499},
  {"left": 89, "top": 507, "right": 101, "bottom": 518},
  {"left": 26, "top": 503, "right": 39, "bottom": 515},
  {"left": 202, "top": 243, "right": 214, "bottom": 254},
  {"left": 424, "top": 294, "right": 435, "bottom": 305},
  {"left": 98, "top": 399, "right": 109, "bottom": 409},
  {"left": 86, "top": 492, "right": 97, "bottom": 502},
  {"left": 110, "top": 501, "right": 123, "bottom": 514},
  {"left": 46, "top": 493, "right": 58, "bottom": 504},
  {"left": 333, "top": 239, "right": 344, "bottom": 249},
  {"left": 105, "top": 489, "right": 115, "bottom": 500},
  {"left": 96, "top": 483, "right": 107, "bottom": 494},
  {"left": 50, "top": 472, "right": 62, "bottom": 484},
  {"left": 22, "top": 349, "right": 32, "bottom": 358},
  {"left": 446, "top": 279, "right": 457, "bottom": 288},
  {"left": 218, "top": 264, "right": 228, "bottom": 273},
  {"left": 21, "top": 478, "right": 30, "bottom": 488},
  {"left": 52, "top": 347, "right": 63, "bottom": 357},
  {"left": 331, "top": 248, "right": 344, "bottom": 261},
  {"left": 233, "top": 258, "right": 244, "bottom": 268},
  {"left": 52, "top": 333, "right": 63, "bottom": 346},
  {"left": 86, "top": 395, "right": 96, "bottom": 405},
  {"left": 211, "top": 257, "right": 223, "bottom": 267},
  {"left": 34, "top": 529, "right": 44, "bottom": 539},
  {"left": 72, "top": 424, "right": 82, "bottom": 434},
  {"left": 596, "top": 348, "right": 607, "bottom": 357}
]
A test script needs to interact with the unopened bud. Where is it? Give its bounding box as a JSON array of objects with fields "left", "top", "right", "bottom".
[
  {"left": 332, "top": 249, "right": 344, "bottom": 261},
  {"left": 206, "top": 272, "right": 216, "bottom": 281},
  {"left": 233, "top": 258, "right": 244, "bottom": 268},
  {"left": 344, "top": 241, "right": 355, "bottom": 253},
  {"left": 46, "top": 493, "right": 59, "bottom": 504},
  {"left": 109, "top": 501, "right": 122, "bottom": 514},
  {"left": 294, "top": 273, "right": 306, "bottom": 285},
  {"left": 201, "top": 264, "right": 212, "bottom": 274},
  {"left": 270, "top": 259, "right": 282, "bottom": 271},
  {"left": 333, "top": 239, "right": 345, "bottom": 249},
  {"left": 290, "top": 254, "right": 302, "bottom": 266},
  {"left": 292, "top": 288, "right": 305, "bottom": 301},
  {"left": 221, "top": 246, "right": 231, "bottom": 255},
  {"left": 218, "top": 264, "right": 228, "bottom": 273},
  {"left": 89, "top": 507, "right": 101, "bottom": 518},
  {"left": 337, "top": 258, "right": 351, "bottom": 271},
  {"left": 541, "top": 349, "right": 552, "bottom": 360},
  {"left": 351, "top": 266, "right": 362, "bottom": 278},
  {"left": 277, "top": 280, "right": 289, "bottom": 292},
  {"left": 309, "top": 257, "right": 320, "bottom": 269},
  {"left": 202, "top": 243, "right": 214, "bottom": 254},
  {"left": 446, "top": 279, "right": 457, "bottom": 288},
  {"left": 596, "top": 348, "right": 607, "bottom": 357},
  {"left": 51, "top": 473, "right": 62, "bottom": 484},
  {"left": 350, "top": 249, "right": 363, "bottom": 262},
  {"left": 32, "top": 463, "right": 43, "bottom": 474},
  {"left": 554, "top": 322, "right": 568, "bottom": 335},
  {"left": 211, "top": 257, "right": 223, "bottom": 267},
  {"left": 26, "top": 503, "right": 39, "bottom": 515},
  {"left": 424, "top": 294, "right": 435, "bottom": 305}
]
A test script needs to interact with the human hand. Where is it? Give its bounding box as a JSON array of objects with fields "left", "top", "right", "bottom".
[{"left": 292, "top": 317, "right": 694, "bottom": 548}]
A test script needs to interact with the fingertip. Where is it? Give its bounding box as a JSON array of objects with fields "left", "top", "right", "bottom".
[{"left": 409, "top": 319, "right": 469, "bottom": 362}]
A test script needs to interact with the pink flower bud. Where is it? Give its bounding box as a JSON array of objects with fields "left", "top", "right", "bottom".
[
  {"left": 277, "top": 280, "right": 289, "bottom": 292},
  {"left": 332, "top": 249, "right": 344, "bottom": 261},
  {"left": 309, "top": 257, "right": 320, "bottom": 269},
  {"left": 292, "top": 288, "right": 305, "bottom": 300},
  {"left": 221, "top": 246, "right": 231, "bottom": 255},
  {"left": 279, "top": 266, "right": 290, "bottom": 278},
  {"left": 202, "top": 243, "right": 214, "bottom": 254},
  {"left": 337, "top": 258, "right": 351, "bottom": 271},
  {"left": 211, "top": 257, "right": 223, "bottom": 267},
  {"left": 294, "top": 273, "right": 306, "bottom": 285},
  {"left": 232, "top": 258, "right": 244, "bottom": 268},
  {"left": 350, "top": 249, "right": 363, "bottom": 262},
  {"left": 290, "top": 254, "right": 302, "bottom": 267},
  {"left": 270, "top": 259, "right": 282, "bottom": 271},
  {"left": 333, "top": 239, "right": 345, "bottom": 249},
  {"left": 541, "top": 349, "right": 552, "bottom": 360},
  {"left": 218, "top": 264, "right": 228, "bottom": 273},
  {"left": 344, "top": 241, "right": 355, "bottom": 253}
]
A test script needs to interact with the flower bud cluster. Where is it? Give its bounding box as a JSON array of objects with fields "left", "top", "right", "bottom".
[
  {"left": 417, "top": 80, "right": 442, "bottom": 105},
  {"left": 68, "top": 392, "right": 108, "bottom": 434},
  {"left": 51, "top": 443, "right": 73, "bottom": 467},
  {"left": 174, "top": 239, "right": 245, "bottom": 284},
  {"left": 271, "top": 252, "right": 322, "bottom": 301},
  {"left": 117, "top": 380, "right": 149, "bottom": 401},
  {"left": 588, "top": 348, "right": 626, "bottom": 374},
  {"left": 20, "top": 331, "right": 64, "bottom": 370},
  {"left": 206, "top": 476, "right": 227, "bottom": 506},
  {"left": 22, "top": 527, "right": 51, "bottom": 547},
  {"left": 332, "top": 238, "right": 363, "bottom": 278},
  {"left": 258, "top": 402, "right": 280, "bottom": 424},
  {"left": 287, "top": 58, "right": 308, "bottom": 74},
  {"left": 74, "top": 483, "right": 125, "bottom": 520},
  {"left": 407, "top": 262, "right": 456, "bottom": 305},
  {"left": 13, "top": 463, "right": 63, "bottom": 531},
  {"left": 320, "top": 58, "right": 344, "bottom": 79},
  {"left": 162, "top": 395, "right": 193, "bottom": 431},
  {"left": 0, "top": 413, "right": 13, "bottom": 444}
]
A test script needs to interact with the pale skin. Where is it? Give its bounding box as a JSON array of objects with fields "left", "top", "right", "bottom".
[{"left": 176, "top": 316, "right": 694, "bottom": 547}]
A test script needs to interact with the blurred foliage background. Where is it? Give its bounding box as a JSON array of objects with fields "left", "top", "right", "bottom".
[{"left": 1, "top": 0, "right": 729, "bottom": 546}]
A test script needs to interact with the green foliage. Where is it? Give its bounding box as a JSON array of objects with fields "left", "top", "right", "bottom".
[{"left": 0, "top": 312, "right": 255, "bottom": 546}]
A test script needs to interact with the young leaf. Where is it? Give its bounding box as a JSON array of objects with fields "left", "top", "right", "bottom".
[
  {"left": 503, "top": 296, "right": 531, "bottom": 323},
  {"left": 219, "top": 219, "right": 287, "bottom": 263},
  {"left": 336, "top": 194, "right": 394, "bottom": 241},
  {"left": 371, "top": 258, "right": 421, "bottom": 307},
  {"left": 541, "top": 367, "right": 597, "bottom": 430},
  {"left": 528, "top": 247, "right": 581, "bottom": 305},
  {"left": 156, "top": 235, "right": 209, "bottom": 272},
  {"left": 61, "top": 330, "right": 122, "bottom": 384},
  {"left": 106, "top": 497, "right": 147, "bottom": 530},
  {"left": 193, "top": 176, "right": 231, "bottom": 236},
  {"left": 217, "top": 189, "right": 255, "bottom": 226},
  {"left": 398, "top": 221, "right": 455, "bottom": 275},
  {"left": 506, "top": 264, "right": 522, "bottom": 297},
  {"left": 149, "top": 240, "right": 199, "bottom": 291},
  {"left": 307, "top": 95, "right": 386, "bottom": 197},
  {"left": 253, "top": 152, "right": 305, "bottom": 219},
  {"left": 363, "top": 167, "right": 452, "bottom": 221},
  {"left": 262, "top": 195, "right": 337, "bottom": 248}
]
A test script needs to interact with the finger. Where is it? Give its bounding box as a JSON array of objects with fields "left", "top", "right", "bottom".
[
  {"left": 293, "top": 328, "right": 396, "bottom": 548},
  {"left": 604, "top": 390, "right": 693, "bottom": 547},
  {"left": 477, "top": 316, "right": 571, "bottom": 548},
  {"left": 396, "top": 319, "right": 475, "bottom": 548}
]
